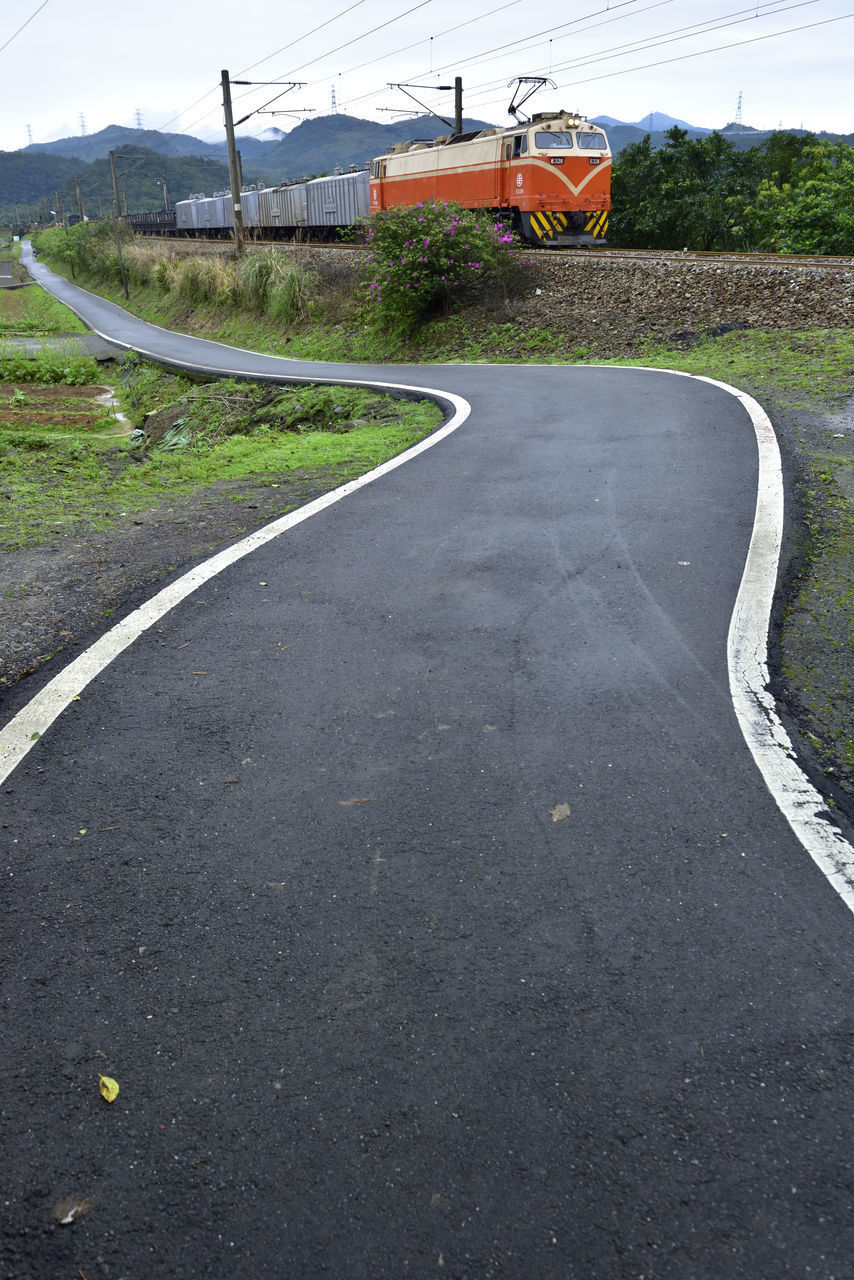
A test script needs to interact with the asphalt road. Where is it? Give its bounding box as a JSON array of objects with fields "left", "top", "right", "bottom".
[{"left": 3, "top": 247, "right": 854, "bottom": 1278}]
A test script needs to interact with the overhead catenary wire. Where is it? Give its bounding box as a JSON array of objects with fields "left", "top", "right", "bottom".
[
  {"left": 446, "top": 0, "right": 825, "bottom": 115},
  {"left": 0, "top": 0, "right": 51, "bottom": 58},
  {"left": 382, "top": 0, "right": 850, "bottom": 123}
]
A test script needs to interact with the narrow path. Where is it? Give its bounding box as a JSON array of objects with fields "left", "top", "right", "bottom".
[{"left": 3, "top": 246, "right": 854, "bottom": 1278}]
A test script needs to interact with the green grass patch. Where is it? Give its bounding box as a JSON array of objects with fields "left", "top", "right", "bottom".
[
  {"left": 600, "top": 327, "right": 854, "bottom": 410},
  {"left": 0, "top": 283, "right": 88, "bottom": 335},
  {"left": 0, "top": 358, "right": 442, "bottom": 549}
]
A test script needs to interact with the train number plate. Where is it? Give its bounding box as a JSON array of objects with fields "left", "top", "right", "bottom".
[
  {"left": 589, "top": 157, "right": 601, "bottom": 165},
  {"left": 549, "top": 157, "right": 564, "bottom": 166}
]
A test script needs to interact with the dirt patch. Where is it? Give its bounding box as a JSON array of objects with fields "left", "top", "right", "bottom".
[{"left": 0, "top": 382, "right": 123, "bottom": 431}]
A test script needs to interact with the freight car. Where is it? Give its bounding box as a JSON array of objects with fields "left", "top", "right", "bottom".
[
  {"left": 370, "top": 112, "right": 610, "bottom": 247},
  {"left": 122, "top": 113, "right": 611, "bottom": 247}
]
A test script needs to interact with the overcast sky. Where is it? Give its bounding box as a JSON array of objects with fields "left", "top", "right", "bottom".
[{"left": 1, "top": 0, "right": 851, "bottom": 153}]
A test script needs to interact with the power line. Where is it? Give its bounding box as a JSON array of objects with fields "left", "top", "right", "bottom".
[
  {"left": 180, "top": 0, "right": 433, "bottom": 136},
  {"left": 156, "top": 0, "right": 371, "bottom": 136},
  {"left": 454, "top": 0, "right": 820, "bottom": 111},
  {"left": 344, "top": 0, "right": 653, "bottom": 110},
  {"left": 551, "top": 9, "right": 854, "bottom": 95},
  {"left": 0, "top": 0, "right": 51, "bottom": 58},
  {"left": 546, "top": 0, "right": 821, "bottom": 80}
]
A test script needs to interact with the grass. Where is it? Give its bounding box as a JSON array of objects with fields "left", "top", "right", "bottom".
[
  {"left": 0, "top": 279, "right": 88, "bottom": 334},
  {"left": 604, "top": 328, "right": 854, "bottom": 410},
  {"left": 0, "top": 357, "right": 442, "bottom": 549}
]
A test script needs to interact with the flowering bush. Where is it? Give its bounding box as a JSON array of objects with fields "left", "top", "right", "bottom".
[{"left": 355, "top": 202, "right": 525, "bottom": 334}]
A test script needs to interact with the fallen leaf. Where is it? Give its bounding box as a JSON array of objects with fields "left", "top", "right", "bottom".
[
  {"left": 339, "top": 797, "right": 375, "bottom": 806},
  {"left": 550, "top": 803, "right": 571, "bottom": 822},
  {"left": 51, "top": 1193, "right": 92, "bottom": 1225},
  {"left": 223, "top": 776, "right": 239, "bottom": 785},
  {"left": 98, "top": 1074, "right": 120, "bottom": 1103}
]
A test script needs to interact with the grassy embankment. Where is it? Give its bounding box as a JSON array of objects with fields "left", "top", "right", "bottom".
[
  {"left": 21, "top": 234, "right": 854, "bottom": 799},
  {"left": 0, "top": 282, "right": 443, "bottom": 549}
]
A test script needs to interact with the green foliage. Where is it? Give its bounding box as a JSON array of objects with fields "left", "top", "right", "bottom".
[
  {"left": 740, "top": 140, "right": 854, "bottom": 254},
  {"left": 0, "top": 341, "right": 99, "bottom": 384},
  {"left": 0, "top": 283, "right": 88, "bottom": 334},
  {"left": 611, "top": 128, "right": 854, "bottom": 254},
  {"left": 1, "top": 145, "right": 232, "bottom": 224},
  {"left": 34, "top": 219, "right": 134, "bottom": 285},
  {"left": 0, "top": 360, "right": 442, "bottom": 548},
  {"left": 611, "top": 128, "right": 760, "bottom": 250},
  {"left": 355, "top": 201, "right": 527, "bottom": 334}
]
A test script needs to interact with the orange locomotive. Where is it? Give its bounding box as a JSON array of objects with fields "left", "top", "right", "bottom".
[{"left": 369, "top": 111, "right": 611, "bottom": 248}]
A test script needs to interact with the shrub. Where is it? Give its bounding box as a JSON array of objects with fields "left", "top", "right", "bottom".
[
  {"left": 0, "top": 343, "right": 98, "bottom": 385},
  {"left": 354, "top": 202, "right": 526, "bottom": 334},
  {"left": 237, "top": 251, "right": 275, "bottom": 309},
  {"left": 174, "top": 255, "right": 236, "bottom": 307},
  {"left": 267, "top": 258, "right": 314, "bottom": 324}
]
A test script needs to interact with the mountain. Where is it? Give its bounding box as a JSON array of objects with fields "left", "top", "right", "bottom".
[
  {"left": 0, "top": 149, "right": 80, "bottom": 205},
  {"left": 22, "top": 124, "right": 222, "bottom": 163},
  {"left": 590, "top": 115, "right": 854, "bottom": 155},
  {"left": 630, "top": 111, "right": 711, "bottom": 133},
  {"left": 0, "top": 146, "right": 231, "bottom": 219},
  {"left": 5, "top": 113, "right": 853, "bottom": 221},
  {"left": 1, "top": 113, "right": 499, "bottom": 219},
  {"left": 14, "top": 113, "right": 501, "bottom": 190},
  {"left": 256, "top": 113, "right": 500, "bottom": 184}
]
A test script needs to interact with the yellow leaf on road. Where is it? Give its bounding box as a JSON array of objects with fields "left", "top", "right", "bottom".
[
  {"left": 550, "top": 803, "right": 571, "bottom": 822},
  {"left": 98, "top": 1074, "right": 120, "bottom": 1103}
]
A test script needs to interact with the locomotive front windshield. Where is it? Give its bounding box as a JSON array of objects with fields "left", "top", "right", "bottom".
[
  {"left": 535, "top": 132, "right": 574, "bottom": 149},
  {"left": 576, "top": 131, "right": 608, "bottom": 150}
]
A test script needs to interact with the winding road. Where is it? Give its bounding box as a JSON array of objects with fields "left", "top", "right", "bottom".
[{"left": 3, "top": 244, "right": 854, "bottom": 1278}]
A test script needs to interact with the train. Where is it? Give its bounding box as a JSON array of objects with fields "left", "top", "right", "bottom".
[{"left": 123, "top": 111, "right": 611, "bottom": 249}]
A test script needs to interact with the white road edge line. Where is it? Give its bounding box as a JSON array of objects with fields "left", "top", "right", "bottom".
[
  {"left": 676, "top": 368, "right": 854, "bottom": 913},
  {"left": 12, "top": 252, "right": 854, "bottom": 912},
  {"left": 0, "top": 382, "right": 470, "bottom": 786}
]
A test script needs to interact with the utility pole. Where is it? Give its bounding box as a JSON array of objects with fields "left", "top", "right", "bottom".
[
  {"left": 159, "top": 176, "right": 169, "bottom": 210},
  {"left": 454, "top": 77, "right": 463, "bottom": 134},
  {"left": 74, "top": 176, "right": 85, "bottom": 223},
  {"left": 54, "top": 190, "right": 64, "bottom": 225},
  {"left": 108, "top": 150, "right": 129, "bottom": 298},
  {"left": 221, "top": 69, "right": 246, "bottom": 255},
  {"left": 109, "top": 150, "right": 123, "bottom": 217}
]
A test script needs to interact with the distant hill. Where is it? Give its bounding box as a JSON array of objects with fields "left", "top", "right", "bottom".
[
  {"left": 256, "top": 113, "right": 500, "bottom": 183},
  {"left": 0, "top": 149, "right": 79, "bottom": 205},
  {"left": 0, "top": 146, "right": 231, "bottom": 220},
  {"left": 596, "top": 111, "right": 710, "bottom": 133},
  {"left": 18, "top": 113, "right": 500, "bottom": 186},
  {"left": 5, "top": 112, "right": 853, "bottom": 222},
  {"left": 591, "top": 115, "right": 854, "bottom": 154}
]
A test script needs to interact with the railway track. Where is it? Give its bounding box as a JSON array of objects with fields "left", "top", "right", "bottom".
[
  {"left": 563, "top": 246, "right": 854, "bottom": 270},
  {"left": 135, "top": 234, "right": 854, "bottom": 271}
]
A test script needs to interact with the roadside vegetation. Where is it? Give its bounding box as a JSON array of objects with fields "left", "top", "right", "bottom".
[
  {"left": 0, "top": 281, "right": 443, "bottom": 550},
  {"left": 611, "top": 129, "right": 854, "bottom": 253}
]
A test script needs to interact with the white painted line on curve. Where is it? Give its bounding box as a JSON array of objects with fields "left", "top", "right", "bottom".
[
  {"left": 16, "top": 248, "right": 854, "bottom": 913},
  {"left": 0, "top": 386, "right": 470, "bottom": 786}
]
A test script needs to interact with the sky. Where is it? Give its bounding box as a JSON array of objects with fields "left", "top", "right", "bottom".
[{"left": 1, "top": 0, "right": 852, "bottom": 154}]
